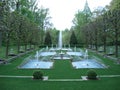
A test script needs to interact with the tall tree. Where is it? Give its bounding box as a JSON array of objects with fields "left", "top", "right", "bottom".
[
  {"left": 72, "top": 11, "right": 86, "bottom": 45},
  {"left": 62, "top": 28, "right": 70, "bottom": 45},
  {"left": 0, "top": 0, "right": 5, "bottom": 46},
  {"left": 108, "top": 10, "right": 120, "bottom": 57},
  {"left": 107, "top": 0, "right": 120, "bottom": 57},
  {"left": 44, "top": 31, "right": 52, "bottom": 46},
  {"left": 49, "top": 28, "right": 59, "bottom": 45},
  {"left": 69, "top": 31, "right": 77, "bottom": 46}
]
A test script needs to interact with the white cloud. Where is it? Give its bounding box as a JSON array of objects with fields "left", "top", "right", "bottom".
[{"left": 37, "top": 0, "right": 112, "bottom": 30}]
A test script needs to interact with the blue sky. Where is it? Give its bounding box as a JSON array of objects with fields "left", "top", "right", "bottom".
[{"left": 37, "top": 0, "right": 112, "bottom": 30}]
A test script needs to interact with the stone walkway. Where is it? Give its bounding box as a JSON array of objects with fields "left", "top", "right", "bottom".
[
  {"left": 0, "top": 75, "right": 33, "bottom": 78},
  {"left": 0, "top": 75, "right": 120, "bottom": 81},
  {"left": 81, "top": 75, "right": 120, "bottom": 80},
  {"left": 48, "top": 79, "right": 84, "bottom": 81},
  {"left": 99, "top": 75, "right": 120, "bottom": 77}
]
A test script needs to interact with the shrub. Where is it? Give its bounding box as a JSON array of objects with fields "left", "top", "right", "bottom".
[
  {"left": 87, "top": 69, "right": 97, "bottom": 80},
  {"left": 33, "top": 71, "right": 43, "bottom": 80}
]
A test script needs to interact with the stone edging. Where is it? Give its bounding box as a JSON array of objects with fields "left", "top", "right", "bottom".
[{"left": 0, "top": 75, "right": 120, "bottom": 81}]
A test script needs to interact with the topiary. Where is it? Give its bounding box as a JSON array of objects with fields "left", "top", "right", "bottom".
[
  {"left": 33, "top": 71, "right": 43, "bottom": 80},
  {"left": 87, "top": 69, "right": 97, "bottom": 80}
]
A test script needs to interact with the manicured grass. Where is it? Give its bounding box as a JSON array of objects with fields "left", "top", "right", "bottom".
[
  {"left": 0, "top": 49, "right": 120, "bottom": 90},
  {"left": 0, "top": 52, "right": 120, "bottom": 77},
  {"left": 0, "top": 77, "right": 120, "bottom": 90}
]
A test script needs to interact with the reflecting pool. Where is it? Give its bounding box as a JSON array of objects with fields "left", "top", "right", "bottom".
[
  {"left": 19, "top": 60, "right": 53, "bottom": 69},
  {"left": 18, "top": 47, "right": 107, "bottom": 69},
  {"left": 72, "top": 59, "right": 106, "bottom": 69}
]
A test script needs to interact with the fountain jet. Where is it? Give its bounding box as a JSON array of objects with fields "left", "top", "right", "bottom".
[{"left": 58, "top": 31, "right": 62, "bottom": 49}]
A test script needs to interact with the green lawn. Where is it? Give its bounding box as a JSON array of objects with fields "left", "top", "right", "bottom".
[
  {"left": 0, "top": 50, "right": 120, "bottom": 90},
  {"left": 0, "top": 77, "right": 120, "bottom": 90}
]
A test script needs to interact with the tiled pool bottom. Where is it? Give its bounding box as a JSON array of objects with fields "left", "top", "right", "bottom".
[
  {"left": 19, "top": 60, "right": 54, "bottom": 69},
  {"left": 72, "top": 59, "right": 106, "bottom": 69}
]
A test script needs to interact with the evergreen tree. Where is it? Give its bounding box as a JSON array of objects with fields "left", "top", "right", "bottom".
[
  {"left": 44, "top": 31, "right": 52, "bottom": 45},
  {"left": 69, "top": 31, "right": 77, "bottom": 46}
]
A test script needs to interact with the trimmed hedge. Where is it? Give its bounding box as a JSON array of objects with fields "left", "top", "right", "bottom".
[
  {"left": 87, "top": 69, "right": 97, "bottom": 80},
  {"left": 33, "top": 71, "right": 43, "bottom": 80}
]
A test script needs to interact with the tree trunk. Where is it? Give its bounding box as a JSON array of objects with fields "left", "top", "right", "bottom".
[
  {"left": 6, "top": 36, "right": 10, "bottom": 58},
  {"left": 17, "top": 38, "right": 20, "bottom": 54},
  {"left": 103, "top": 38, "right": 106, "bottom": 53},
  {"left": 25, "top": 44, "right": 27, "bottom": 51},
  {"left": 115, "top": 28, "right": 118, "bottom": 57},
  {"left": 103, "top": 29, "right": 106, "bottom": 53},
  {"left": 95, "top": 30, "right": 98, "bottom": 51}
]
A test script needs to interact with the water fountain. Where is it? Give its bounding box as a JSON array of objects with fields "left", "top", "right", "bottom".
[
  {"left": 84, "top": 49, "right": 88, "bottom": 60},
  {"left": 19, "top": 30, "right": 107, "bottom": 69},
  {"left": 58, "top": 30, "right": 62, "bottom": 49},
  {"left": 35, "top": 51, "right": 39, "bottom": 61},
  {"left": 72, "top": 49, "right": 107, "bottom": 68},
  {"left": 69, "top": 44, "right": 70, "bottom": 49},
  {"left": 59, "top": 50, "right": 64, "bottom": 59},
  {"left": 108, "top": 48, "right": 114, "bottom": 55},
  {"left": 98, "top": 46, "right": 104, "bottom": 52},
  {"left": 46, "top": 46, "right": 49, "bottom": 51},
  {"left": 10, "top": 48, "right": 14, "bottom": 54},
  {"left": 9, "top": 48, "right": 16, "bottom": 56},
  {"left": 74, "top": 46, "right": 77, "bottom": 52},
  {"left": 19, "top": 46, "right": 24, "bottom": 53},
  {"left": 35, "top": 51, "right": 39, "bottom": 68}
]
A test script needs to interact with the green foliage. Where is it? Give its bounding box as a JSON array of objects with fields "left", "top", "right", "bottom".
[
  {"left": 72, "top": 11, "right": 89, "bottom": 45},
  {"left": 109, "top": 0, "right": 120, "bottom": 10},
  {"left": 0, "top": 0, "right": 53, "bottom": 57},
  {"left": 44, "top": 31, "right": 52, "bottom": 45},
  {"left": 62, "top": 29, "right": 71, "bottom": 45},
  {"left": 71, "top": 1, "right": 120, "bottom": 57},
  {"left": 69, "top": 31, "right": 77, "bottom": 45},
  {"left": 49, "top": 28, "right": 59, "bottom": 45},
  {"left": 87, "top": 69, "right": 97, "bottom": 80},
  {"left": 33, "top": 71, "right": 43, "bottom": 80},
  {"left": 72, "top": 11, "right": 87, "bottom": 28}
]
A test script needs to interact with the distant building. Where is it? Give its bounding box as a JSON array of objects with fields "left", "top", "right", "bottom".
[{"left": 83, "top": 0, "right": 92, "bottom": 22}]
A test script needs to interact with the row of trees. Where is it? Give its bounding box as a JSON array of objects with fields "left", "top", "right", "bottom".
[
  {"left": 70, "top": 0, "right": 120, "bottom": 57},
  {"left": 44, "top": 29, "right": 78, "bottom": 48},
  {"left": 82, "top": 9, "right": 120, "bottom": 57},
  {"left": 0, "top": 0, "right": 52, "bottom": 57}
]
